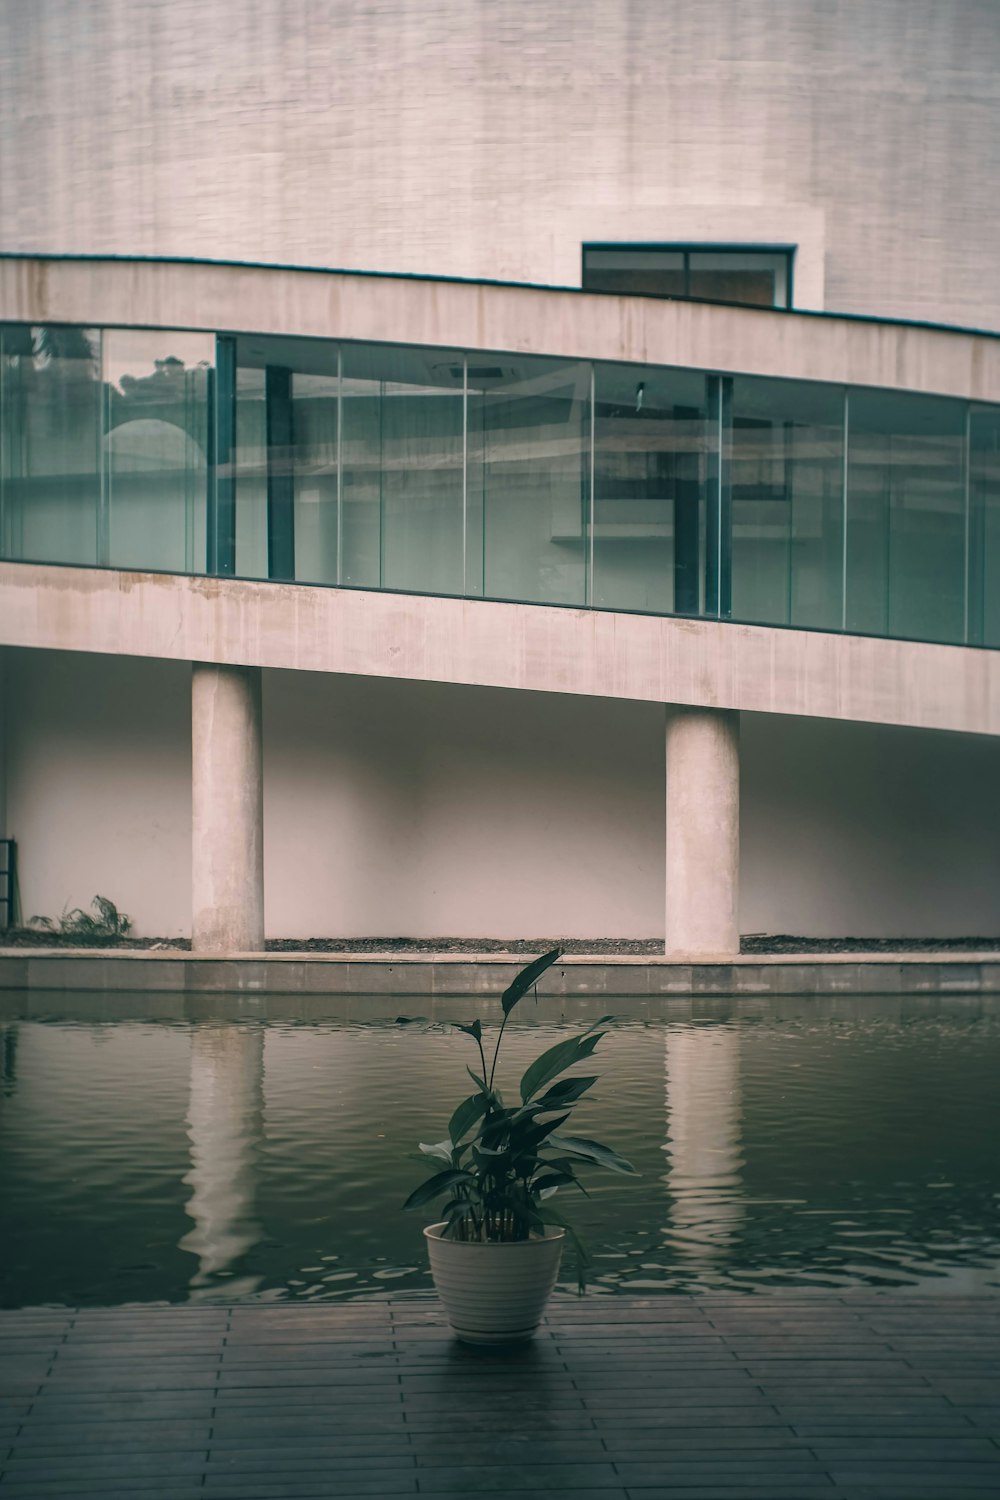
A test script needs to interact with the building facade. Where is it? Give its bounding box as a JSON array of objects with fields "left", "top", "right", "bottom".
[{"left": 0, "top": 1, "right": 998, "bottom": 951}]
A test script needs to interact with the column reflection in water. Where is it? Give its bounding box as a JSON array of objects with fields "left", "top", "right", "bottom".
[
  {"left": 180, "top": 1024, "right": 265, "bottom": 1299},
  {"left": 662, "top": 1026, "right": 744, "bottom": 1260},
  {"left": 0, "top": 1022, "right": 17, "bottom": 1096}
]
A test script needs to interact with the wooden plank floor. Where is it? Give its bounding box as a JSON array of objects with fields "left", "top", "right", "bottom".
[{"left": 1, "top": 1295, "right": 999, "bottom": 1499}]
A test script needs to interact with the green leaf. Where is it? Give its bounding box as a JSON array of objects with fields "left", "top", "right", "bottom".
[
  {"left": 536, "top": 1203, "right": 591, "bottom": 1294},
  {"left": 402, "top": 1168, "right": 473, "bottom": 1212},
  {"left": 517, "top": 1112, "right": 572, "bottom": 1153},
  {"left": 453, "top": 1019, "right": 483, "bottom": 1042},
  {"left": 531, "top": 1170, "right": 580, "bottom": 1198},
  {"left": 418, "top": 1139, "right": 454, "bottom": 1166},
  {"left": 448, "top": 1092, "right": 488, "bottom": 1145},
  {"left": 519, "top": 1018, "right": 612, "bottom": 1103},
  {"left": 501, "top": 948, "right": 563, "bottom": 1017},
  {"left": 531, "top": 1074, "right": 598, "bottom": 1110},
  {"left": 547, "top": 1134, "right": 638, "bottom": 1175}
]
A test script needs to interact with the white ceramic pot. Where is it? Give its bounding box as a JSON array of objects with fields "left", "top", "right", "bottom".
[{"left": 423, "top": 1222, "right": 565, "bottom": 1345}]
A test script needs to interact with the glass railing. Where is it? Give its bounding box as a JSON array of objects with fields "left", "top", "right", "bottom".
[{"left": 1, "top": 323, "right": 998, "bottom": 648}]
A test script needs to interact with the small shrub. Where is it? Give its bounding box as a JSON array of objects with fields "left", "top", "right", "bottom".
[{"left": 29, "top": 895, "right": 132, "bottom": 943}]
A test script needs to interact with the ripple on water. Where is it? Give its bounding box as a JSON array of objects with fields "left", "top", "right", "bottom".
[{"left": 1, "top": 1001, "right": 1000, "bottom": 1305}]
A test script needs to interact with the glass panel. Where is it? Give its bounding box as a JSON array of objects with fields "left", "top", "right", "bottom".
[
  {"left": 377, "top": 346, "right": 465, "bottom": 596},
  {"left": 233, "top": 363, "right": 269, "bottom": 579},
  {"left": 471, "top": 355, "right": 589, "bottom": 607},
  {"left": 688, "top": 251, "right": 789, "bottom": 309},
  {"left": 291, "top": 367, "right": 339, "bottom": 586},
  {"left": 592, "top": 363, "right": 708, "bottom": 614},
  {"left": 0, "top": 324, "right": 101, "bottom": 566},
  {"left": 730, "top": 376, "right": 844, "bottom": 628},
  {"left": 846, "top": 390, "right": 966, "bottom": 644},
  {"left": 970, "top": 405, "right": 1000, "bottom": 648},
  {"left": 583, "top": 248, "right": 686, "bottom": 299},
  {"left": 234, "top": 335, "right": 337, "bottom": 584},
  {"left": 339, "top": 347, "right": 382, "bottom": 589},
  {"left": 104, "top": 331, "right": 213, "bottom": 573}
]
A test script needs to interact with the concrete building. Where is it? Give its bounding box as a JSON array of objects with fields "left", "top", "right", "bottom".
[{"left": 0, "top": 0, "right": 998, "bottom": 955}]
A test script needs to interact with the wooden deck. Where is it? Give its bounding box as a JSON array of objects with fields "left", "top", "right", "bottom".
[{"left": 1, "top": 1294, "right": 999, "bottom": 1498}]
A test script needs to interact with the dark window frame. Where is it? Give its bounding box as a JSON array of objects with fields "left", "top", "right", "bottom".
[{"left": 582, "top": 243, "right": 796, "bottom": 311}]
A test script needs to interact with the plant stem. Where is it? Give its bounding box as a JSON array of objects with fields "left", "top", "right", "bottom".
[{"left": 487, "top": 1011, "right": 509, "bottom": 1093}]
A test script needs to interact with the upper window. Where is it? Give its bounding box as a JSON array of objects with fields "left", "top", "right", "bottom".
[{"left": 582, "top": 245, "right": 793, "bottom": 310}]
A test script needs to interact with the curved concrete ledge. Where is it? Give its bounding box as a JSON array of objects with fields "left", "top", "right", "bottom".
[
  {"left": 1, "top": 948, "right": 998, "bottom": 997},
  {"left": 3, "top": 255, "right": 1000, "bottom": 402},
  {"left": 3, "top": 563, "right": 998, "bottom": 735}
]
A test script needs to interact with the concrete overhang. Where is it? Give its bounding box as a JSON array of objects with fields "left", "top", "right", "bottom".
[
  {"left": 1, "top": 562, "right": 996, "bottom": 737},
  {"left": 2, "top": 254, "right": 1000, "bottom": 402}
]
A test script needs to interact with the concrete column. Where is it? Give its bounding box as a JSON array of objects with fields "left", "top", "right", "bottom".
[
  {"left": 192, "top": 663, "right": 264, "bottom": 952},
  {"left": 665, "top": 706, "right": 740, "bottom": 957}
]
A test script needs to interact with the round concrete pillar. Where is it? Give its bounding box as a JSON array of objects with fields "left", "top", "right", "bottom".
[
  {"left": 664, "top": 706, "right": 740, "bottom": 957},
  {"left": 191, "top": 663, "right": 264, "bottom": 953}
]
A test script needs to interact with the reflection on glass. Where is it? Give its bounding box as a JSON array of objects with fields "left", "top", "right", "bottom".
[
  {"left": 582, "top": 247, "right": 791, "bottom": 308},
  {"left": 846, "top": 390, "right": 967, "bottom": 643},
  {"left": 730, "top": 376, "right": 845, "bottom": 628},
  {"left": 292, "top": 366, "right": 340, "bottom": 585},
  {"left": 3, "top": 319, "right": 1000, "bottom": 654},
  {"left": 593, "top": 363, "right": 707, "bottom": 613},
  {"left": 662, "top": 1027, "right": 744, "bottom": 1257},
  {"left": 688, "top": 250, "right": 789, "bottom": 309},
  {"left": 104, "top": 330, "right": 213, "bottom": 574},
  {"left": 233, "top": 364, "right": 269, "bottom": 578},
  {"left": 970, "top": 406, "right": 1000, "bottom": 647},
  {"left": 180, "top": 1025, "right": 264, "bottom": 1299},
  {"left": 372, "top": 345, "right": 465, "bottom": 596},
  {"left": 583, "top": 247, "right": 687, "bottom": 299},
  {"left": 0, "top": 325, "right": 101, "bottom": 565},
  {"left": 473, "top": 355, "right": 590, "bottom": 605}
]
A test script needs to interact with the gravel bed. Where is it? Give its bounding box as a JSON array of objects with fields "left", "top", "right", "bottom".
[{"left": 2, "top": 930, "right": 999, "bottom": 954}]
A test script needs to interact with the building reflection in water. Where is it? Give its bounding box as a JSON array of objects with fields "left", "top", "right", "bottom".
[
  {"left": 180, "top": 1024, "right": 265, "bottom": 1299},
  {"left": 0, "top": 1023, "right": 17, "bottom": 1096},
  {"left": 662, "top": 1025, "right": 745, "bottom": 1259}
]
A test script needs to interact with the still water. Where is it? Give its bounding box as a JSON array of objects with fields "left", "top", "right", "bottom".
[{"left": 1, "top": 991, "right": 999, "bottom": 1307}]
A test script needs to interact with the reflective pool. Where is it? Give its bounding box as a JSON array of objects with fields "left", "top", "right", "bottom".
[{"left": 1, "top": 991, "right": 999, "bottom": 1307}]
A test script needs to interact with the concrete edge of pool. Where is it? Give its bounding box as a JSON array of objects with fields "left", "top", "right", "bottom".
[{"left": 1, "top": 947, "right": 999, "bottom": 995}]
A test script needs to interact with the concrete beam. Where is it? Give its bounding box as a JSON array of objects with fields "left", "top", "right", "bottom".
[
  {"left": 191, "top": 663, "right": 264, "bottom": 954},
  {"left": 665, "top": 707, "right": 740, "bottom": 958},
  {"left": 1, "top": 255, "right": 999, "bottom": 403},
  {"left": 1, "top": 563, "right": 997, "bottom": 738}
]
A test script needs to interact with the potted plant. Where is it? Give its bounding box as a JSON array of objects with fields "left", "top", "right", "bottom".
[{"left": 404, "top": 947, "right": 637, "bottom": 1344}]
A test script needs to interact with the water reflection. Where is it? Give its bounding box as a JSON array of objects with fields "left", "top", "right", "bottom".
[
  {"left": 662, "top": 1026, "right": 744, "bottom": 1256},
  {"left": 179, "top": 1025, "right": 264, "bottom": 1299},
  {"left": 1, "top": 996, "right": 999, "bottom": 1307},
  {"left": 0, "top": 1023, "right": 17, "bottom": 1095}
]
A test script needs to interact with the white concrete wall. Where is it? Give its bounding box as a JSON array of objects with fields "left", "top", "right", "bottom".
[
  {"left": 2, "top": 1, "right": 1000, "bottom": 328},
  {"left": 4, "top": 649, "right": 999, "bottom": 941},
  {"left": 3, "top": 649, "right": 192, "bottom": 937},
  {"left": 740, "top": 713, "right": 1000, "bottom": 938}
]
